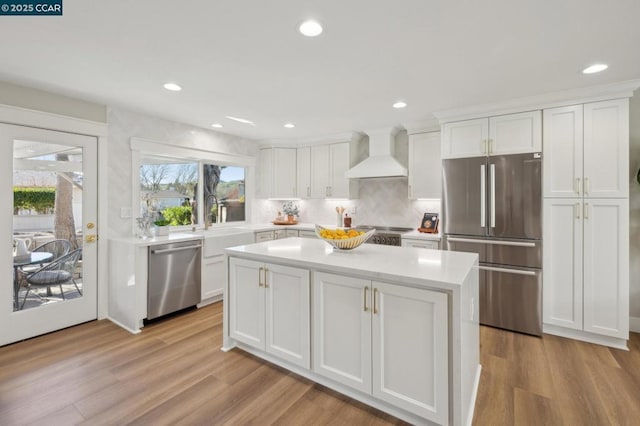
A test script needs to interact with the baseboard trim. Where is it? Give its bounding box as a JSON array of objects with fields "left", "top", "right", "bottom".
[
  {"left": 543, "top": 324, "right": 628, "bottom": 350},
  {"left": 630, "top": 316, "right": 640, "bottom": 333},
  {"left": 107, "top": 316, "right": 141, "bottom": 335}
]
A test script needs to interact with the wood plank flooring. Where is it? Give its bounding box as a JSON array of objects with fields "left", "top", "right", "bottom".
[{"left": 1, "top": 302, "right": 639, "bottom": 425}]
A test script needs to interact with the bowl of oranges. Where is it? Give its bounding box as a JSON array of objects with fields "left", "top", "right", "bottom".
[{"left": 315, "top": 225, "right": 375, "bottom": 251}]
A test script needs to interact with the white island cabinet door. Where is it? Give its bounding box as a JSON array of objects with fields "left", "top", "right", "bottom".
[
  {"left": 229, "top": 258, "right": 265, "bottom": 349},
  {"left": 372, "top": 282, "right": 449, "bottom": 424},
  {"left": 265, "top": 264, "right": 310, "bottom": 368},
  {"left": 583, "top": 199, "right": 629, "bottom": 339},
  {"left": 312, "top": 272, "right": 372, "bottom": 394}
]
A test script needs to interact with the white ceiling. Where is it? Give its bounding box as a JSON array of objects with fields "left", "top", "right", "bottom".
[{"left": 0, "top": 0, "right": 639, "bottom": 141}]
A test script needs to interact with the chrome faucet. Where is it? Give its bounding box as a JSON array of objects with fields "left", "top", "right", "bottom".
[{"left": 204, "top": 194, "right": 217, "bottom": 230}]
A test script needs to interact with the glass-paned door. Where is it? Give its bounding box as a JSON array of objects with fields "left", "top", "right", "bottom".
[{"left": 0, "top": 124, "right": 98, "bottom": 346}]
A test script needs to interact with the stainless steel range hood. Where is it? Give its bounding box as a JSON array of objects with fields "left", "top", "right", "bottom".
[{"left": 345, "top": 127, "right": 407, "bottom": 179}]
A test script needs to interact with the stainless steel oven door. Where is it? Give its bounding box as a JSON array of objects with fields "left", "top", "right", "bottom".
[{"left": 479, "top": 264, "right": 542, "bottom": 336}]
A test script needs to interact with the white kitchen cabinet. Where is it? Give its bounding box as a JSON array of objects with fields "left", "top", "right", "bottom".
[
  {"left": 310, "top": 144, "right": 330, "bottom": 198},
  {"left": 582, "top": 199, "right": 628, "bottom": 338},
  {"left": 313, "top": 272, "right": 372, "bottom": 393},
  {"left": 257, "top": 147, "right": 297, "bottom": 199},
  {"left": 408, "top": 131, "right": 441, "bottom": 199},
  {"left": 255, "top": 231, "right": 275, "bottom": 243},
  {"left": 543, "top": 105, "right": 584, "bottom": 198},
  {"left": 307, "top": 142, "right": 356, "bottom": 199},
  {"left": 285, "top": 229, "right": 299, "bottom": 238},
  {"left": 229, "top": 258, "right": 310, "bottom": 368},
  {"left": 312, "top": 272, "right": 449, "bottom": 422},
  {"left": 299, "top": 230, "right": 316, "bottom": 238},
  {"left": 296, "top": 146, "right": 311, "bottom": 198},
  {"left": 274, "top": 229, "right": 287, "bottom": 240},
  {"left": 372, "top": 281, "right": 448, "bottom": 423},
  {"left": 329, "top": 142, "right": 352, "bottom": 198},
  {"left": 543, "top": 198, "right": 628, "bottom": 339},
  {"left": 401, "top": 238, "right": 439, "bottom": 250},
  {"left": 202, "top": 254, "right": 225, "bottom": 301},
  {"left": 442, "top": 111, "right": 541, "bottom": 159},
  {"left": 543, "top": 99, "right": 629, "bottom": 199},
  {"left": 583, "top": 99, "right": 629, "bottom": 198}
]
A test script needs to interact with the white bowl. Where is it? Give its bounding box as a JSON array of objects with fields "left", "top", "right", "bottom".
[{"left": 315, "top": 225, "right": 375, "bottom": 251}]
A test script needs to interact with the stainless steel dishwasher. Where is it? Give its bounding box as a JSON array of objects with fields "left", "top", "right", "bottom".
[{"left": 148, "top": 240, "right": 202, "bottom": 320}]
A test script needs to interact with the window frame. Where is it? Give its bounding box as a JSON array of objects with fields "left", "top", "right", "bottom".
[{"left": 131, "top": 137, "right": 254, "bottom": 234}]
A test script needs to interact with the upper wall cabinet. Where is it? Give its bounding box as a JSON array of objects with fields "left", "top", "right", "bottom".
[
  {"left": 442, "top": 110, "right": 541, "bottom": 159},
  {"left": 298, "top": 142, "right": 357, "bottom": 199},
  {"left": 257, "top": 147, "right": 297, "bottom": 199},
  {"left": 543, "top": 99, "right": 629, "bottom": 199},
  {"left": 408, "top": 131, "right": 441, "bottom": 199}
]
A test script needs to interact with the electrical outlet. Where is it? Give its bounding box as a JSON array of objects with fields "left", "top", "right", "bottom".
[{"left": 351, "top": 206, "right": 358, "bottom": 215}]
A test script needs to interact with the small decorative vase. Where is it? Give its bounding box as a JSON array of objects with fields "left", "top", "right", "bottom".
[{"left": 287, "top": 215, "right": 295, "bottom": 223}]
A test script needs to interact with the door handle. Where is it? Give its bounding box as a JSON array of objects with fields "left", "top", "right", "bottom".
[
  {"left": 479, "top": 265, "right": 537, "bottom": 276},
  {"left": 363, "top": 286, "right": 369, "bottom": 312},
  {"left": 85, "top": 235, "right": 98, "bottom": 243},
  {"left": 258, "top": 266, "right": 264, "bottom": 287},
  {"left": 480, "top": 164, "right": 486, "bottom": 227},
  {"left": 584, "top": 177, "right": 590, "bottom": 195},
  {"left": 150, "top": 244, "right": 201, "bottom": 254},
  {"left": 373, "top": 288, "right": 378, "bottom": 314},
  {"left": 447, "top": 237, "right": 536, "bottom": 247},
  {"left": 86, "top": 222, "right": 95, "bottom": 229},
  {"left": 490, "top": 163, "right": 496, "bottom": 228}
]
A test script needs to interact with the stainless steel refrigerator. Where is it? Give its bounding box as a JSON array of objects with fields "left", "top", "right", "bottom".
[{"left": 442, "top": 152, "right": 542, "bottom": 336}]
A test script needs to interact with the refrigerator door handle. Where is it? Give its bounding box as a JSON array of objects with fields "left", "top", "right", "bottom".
[
  {"left": 447, "top": 237, "right": 536, "bottom": 247},
  {"left": 480, "top": 164, "right": 486, "bottom": 227},
  {"left": 490, "top": 163, "right": 496, "bottom": 228},
  {"left": 479, "top": 265, "right": 537, "bottom": 276}
]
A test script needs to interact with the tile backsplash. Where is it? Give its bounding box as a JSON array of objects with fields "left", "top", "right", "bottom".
[{"left": 252, "top": 178, "right": 440, "bottom": 228}]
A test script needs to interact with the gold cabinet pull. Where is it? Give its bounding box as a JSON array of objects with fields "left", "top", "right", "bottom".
[
  {"left": 264, "top": 268, "right": 269, "bottom": 288},
  {"left": 258, "top": 267, "right": 264, "bottom": 287},
  {"left": 575, "top": 178, "right": 581, "bottom": 195},
  {"left": 373, "top": 288, "right": 378, "bottom": 314},
  {"left": 363, "top": 286, "right": 369, "bottom": 312},
  {"left": 584, "top": 203, "right": 589, "bottom": 220},
  {"left": 575, "top": 203, "right": 580, "bottom": 219},
  {"left": 482, "top": 139, "right": 487, "bottom": 154},
  {"left": 488, "top": 138, "right": 493, "bottom": 154},
  {"left": 584, "top": 177, "right": 590, "bottom": 195}
]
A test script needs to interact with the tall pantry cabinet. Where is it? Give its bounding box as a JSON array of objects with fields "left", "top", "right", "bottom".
[{"left": 543, "top": 99, "right": 629, "bottom": 343}]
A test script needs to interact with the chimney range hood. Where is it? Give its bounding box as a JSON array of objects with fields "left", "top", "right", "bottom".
[{"left": 345, "top": 127, "right": 407, "bottom": 179}]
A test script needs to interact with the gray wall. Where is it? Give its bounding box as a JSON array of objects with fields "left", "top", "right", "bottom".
[
  {"left": 0, "top": 81, "right": 106, "bottom": 122},
  {"left": 629, "top": 89, "right": 640, "bottom": 321}
]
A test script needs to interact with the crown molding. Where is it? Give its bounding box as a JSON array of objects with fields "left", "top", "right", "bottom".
[
  {"left": 403, "top": 117, "right": 440, "bottom": 134},
  {"left": 434, "top": 79, "right": 640, "bottom": 124},
  {"left": 259, "top": 131, "right": 363, "bottom": 147}
]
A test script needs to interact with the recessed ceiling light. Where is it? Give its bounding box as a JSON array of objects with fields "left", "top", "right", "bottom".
[
  {"left": 582, "top": 64, "right": 608, "bottom": 74},
  {"left": 163, "top": 82, "right": 182, "bottom": 91},
  {"left": 225, "top": 115, "right": 256, "bottom": 126},
  {"left": 299, "top": 20, "right": 323, "bottom": 37},
  {"left": 393, "top": 101, "right": 407, "bottom": 109},
  {"left": 284, "top": 123, "right": 295, "bottom": 128},
  {"left": 211, "top": 123, "right": 223, "bottom": 128}
]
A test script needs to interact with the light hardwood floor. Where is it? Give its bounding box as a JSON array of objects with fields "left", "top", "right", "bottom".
[{"left": 0, "top": 302, "right": 639, "bottom": 425}]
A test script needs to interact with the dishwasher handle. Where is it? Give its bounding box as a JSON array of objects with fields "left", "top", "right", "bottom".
[{"left": 151, "top": 244, "right": 202, "bottom": 254}]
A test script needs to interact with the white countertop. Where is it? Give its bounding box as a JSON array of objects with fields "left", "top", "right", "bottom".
[
  {"left": 225, "top": 237, "right": 477, "bottom": 288},
  {"left": 110, "top": 233, "right": 203, "bottom": 246}
]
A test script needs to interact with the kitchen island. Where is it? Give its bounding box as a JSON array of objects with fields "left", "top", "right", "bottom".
[{"left": 223, "top": 238, "right": 480, "bottom": 426}]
